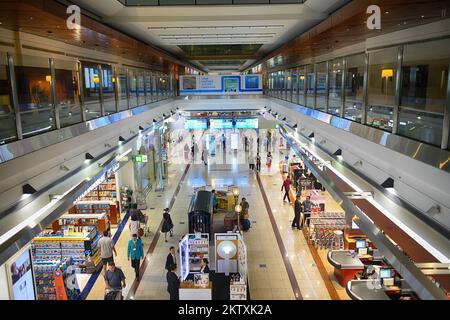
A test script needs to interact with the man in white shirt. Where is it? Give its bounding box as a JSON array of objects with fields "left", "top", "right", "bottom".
[{"left": 98, "top": 231, "right": 117, "bottom": 273}]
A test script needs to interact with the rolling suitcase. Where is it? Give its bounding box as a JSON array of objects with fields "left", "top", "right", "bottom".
[{"left": 242, "top": 219, "right": 251, "bottom": 231}]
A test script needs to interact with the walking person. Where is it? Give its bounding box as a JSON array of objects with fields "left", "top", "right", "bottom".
[
  {"left": 201, "top": 148, "right": 208, "bottom": 166},
  {"left": 281, "top": 176, "right": 292, "bottom": 204},
  {"left": 240, "top": 197, "right": 251, "bottom": 231},
  {"left": 127, "top": 233, "right": 144, "bottom": 281},
  {"left": 129, "top": 203, "right": 143, "bottom": 237},
  {"left": 167, "top": 264, "right": 180, "bottom": 300},
  {"left": 165, "top": 246, "right": 177, "bottom": 271},
  {"left": 99, "top": 231, "right": 117, "bottom": 273},
  {"left": 161, "top": 208, "right": 174, "bottom": 242},
  {"left": 256, "top": 153, "right": 261, "bottom": 173},
  {"left": 191, "top": 144, "right": 195, "bottom": 162},
  {"left": 266, "top": 152, "right": 273, "bottom": 174},
  {"left": 248, "top": 154, "right": 255, "bottom": 171},
  {"left": 300, "top": 196, "right": 314, "bottom": 228},
  {"left": 256, "top": 136, "right": 260, "bottom": 153},
  {"left": 183, "top": 143, "right": 190, "bottom": 161},
  {"left": 104, "top": 262, "right": 126, "bottom": 300},
  {"left": 211, "top": 190, "right": 218, "bottom": 212},
  {"left": 221, "top": 133, "right": 226, "bottom": 150},
  {"left": 292, "top": 195, "right": 302, "bottom": 230}
]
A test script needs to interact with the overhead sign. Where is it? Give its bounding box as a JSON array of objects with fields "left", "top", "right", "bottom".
[
  {"left": 133, "top": 155, "right": 148, "bottom": 163},
  {"left": 180, "top": 75, "right": 262, "bottom": 95}
]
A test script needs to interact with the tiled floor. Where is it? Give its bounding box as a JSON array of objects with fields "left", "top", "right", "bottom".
[{"left": 85, "top": 128, "right": 350, "bottom": 300}]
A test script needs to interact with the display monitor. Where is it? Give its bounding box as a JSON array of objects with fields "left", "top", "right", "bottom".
[
  {"left": 355, "top": 239, "right": 367, "bottom": 249},
  {"left": 380, "top": 269, "right": 392, "bottom": 279}
]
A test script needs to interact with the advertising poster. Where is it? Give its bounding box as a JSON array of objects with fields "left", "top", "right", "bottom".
[
  {"left": 182, "top": 76, "right": 197, "bottom": 90},
  {"left": 9, "top": 250, "right": 35, "bottom": 300},
  {"left": 244, "top": 75, "right": 260, "bottom": 89},
  {"left": 199, "top": 76, "right": 221, "bottom": 90}
]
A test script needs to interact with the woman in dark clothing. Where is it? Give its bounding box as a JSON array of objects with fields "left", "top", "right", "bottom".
[
  {"left": 166, "top": 264, "right": 180, "bottom": 300},
  {"left": 199, "top": 258, "right": 210, "bottom": 274},
  {"left": 161, "top": 208, "right": 174, "bottom": 242}
]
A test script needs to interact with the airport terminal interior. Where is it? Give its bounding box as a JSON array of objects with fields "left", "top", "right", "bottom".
[{"left": 0, "top": 0, "right": 450, "bottom": 302}]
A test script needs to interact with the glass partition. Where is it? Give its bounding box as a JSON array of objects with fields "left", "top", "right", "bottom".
[
  {"left": 298, "top": 67, "right": 305, "bottom": 105},
  {"left": 367, "top": 47, "right": 398, "bottom": 131},
  {"left": 152, "top": 74, "right": 158, "bottom": 101},
  {"left": 137, "top": 72, "right": 145, "bottom": 106},
  {"left": 145, "top": 72, "right": 152, "bottom": 104},
  {"left": 306, "top": 64, "right": 315, "bottom": 108},
  {"left": 15, "top": 55, "right": 56, "bottom": 137},
  {"left": 128, "top": 69, "right": 138, "bottom": 108},
  {"left": 398, "top": 109, "right": 443, "bottom": 146},
  {"left": 117, "top": 69, "right": 128, "bottom": 111},
  {"left": 286, "top": 69, "right": 292, "bottom": 102},
  {"left": 101, "top": 64, "right": 115, "bottom": 114},
  {"left": 344, "top": 53, "right": 365, "bottom": 122},
  {"left": 292, "top": 68, "right": 298, "bottom": 104},
  {"left": 54, "top": 59, "right": 82, "bottom": 127},
  {"left": 398, "top": 38, "right": 450, "bottom": 146},
  {"left": 0, "top": 52, "right": 16, "bottom": 144},
  {"left": 316, "top": 62, "right": 327, "bottom": 111},
  {"left": 81, "top": 61, "right": 101, "bottom": 120},
  {"left": 328, "top": 58, "right": 343, "bottom": 116}
]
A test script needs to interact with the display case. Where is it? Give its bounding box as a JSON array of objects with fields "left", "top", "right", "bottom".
[
  {"left": 33, "top": 258, "right": 81, "bottom": 300},
  {"left": 32, "top": 226, "right": 101, "bottom": 274},
  {"left": 179, "top": 233, "right": 210, "bottom": 281}
]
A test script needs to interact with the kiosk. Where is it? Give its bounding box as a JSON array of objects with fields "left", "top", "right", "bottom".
[{"left": 188, "top": 190, "right": 214, "bottom": 236}]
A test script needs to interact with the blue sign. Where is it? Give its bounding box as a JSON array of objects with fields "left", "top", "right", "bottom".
[{"left": 185, "top": 119, "right": 207, "bottom": 130}]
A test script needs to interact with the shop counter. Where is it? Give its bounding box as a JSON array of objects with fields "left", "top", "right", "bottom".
[
  {"left": 346, "top": 279, "right": 413, "bottom": 300},
  {"left": 346, "top": 280, "right": 390, "bottom": 300},
  {"left": 327, "top": 250, "right": 365, "bottom": 287},
  {"left": 179, "top": 281, "right": 212, "bottom": 300}
]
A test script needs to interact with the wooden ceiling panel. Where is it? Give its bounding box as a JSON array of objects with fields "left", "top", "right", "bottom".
[
  {"left": 0, "top": 0, "right": 197, "bottom": 72},
  {"left": 258, "top": 0, "right": 450, "bottom": 72}
]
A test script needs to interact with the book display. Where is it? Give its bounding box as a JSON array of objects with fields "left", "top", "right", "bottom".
[
  {"left": 230, "top": 274, "right": 247, "bottom": 300},
  {"left": 81, "top": 173, "right": 117, "bottom": 201},
  {"left": 33, "top": 258, "right": 81, "bottom": 300},
  {"left": 78, "top": 172, "right": 121, "bottom": 224},
  {"left": 32, "top": 225, "right": 101, "bottom": 274}
]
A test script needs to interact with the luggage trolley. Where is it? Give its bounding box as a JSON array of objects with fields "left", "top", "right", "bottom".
[{"left": 139, "top": 213, "right": 150, "bottom": 237}]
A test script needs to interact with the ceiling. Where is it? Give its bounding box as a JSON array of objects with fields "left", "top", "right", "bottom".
[{"left": 71, "top": 0, "right": 350, "bottom": 73}]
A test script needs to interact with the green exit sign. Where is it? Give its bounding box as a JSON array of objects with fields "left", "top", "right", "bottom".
[{"left": 133, "top": 155, "right": 148, "bottom": 163}]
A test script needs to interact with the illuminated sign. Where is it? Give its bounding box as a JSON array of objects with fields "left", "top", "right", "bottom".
[
  {"left": 185, "top": 119, "right": 207, "bottom": 130},
  {"left": 133, "top": 155, "right": 148, "bottom": 163},
  {"left": 235, "top": 118, "right": 258, "bottom": 129},
  {"left": 210, "top": 119, "right": 233, "bottom": 129}
]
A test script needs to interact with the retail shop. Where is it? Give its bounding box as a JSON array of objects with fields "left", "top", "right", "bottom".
[
  {"left": 279, "top": 126, "right": 439, "bottom": 300},
  {"left": 177, "top": 232, "right": 248, "bottom": 300},
  {"left": 0, "top": 151, "right": 134, "bottom": 300},
  {"left": 176, "top": 186, "right": 249, "bottom": 300}
]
